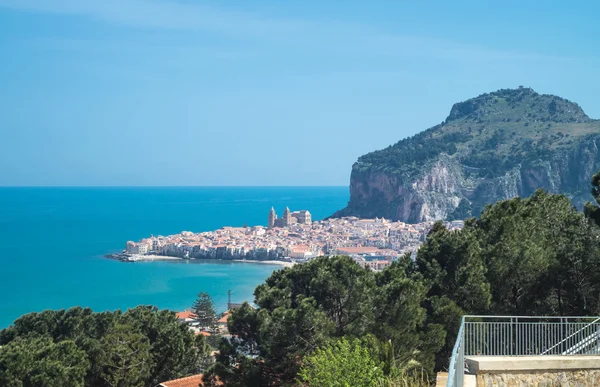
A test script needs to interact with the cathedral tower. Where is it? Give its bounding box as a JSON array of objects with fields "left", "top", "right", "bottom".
[
  {"left": 283, "top": 207, "right": 292, "bottom": 227},
  {"left": 268, "top": 207, "right": 277, "bottom": 228}
]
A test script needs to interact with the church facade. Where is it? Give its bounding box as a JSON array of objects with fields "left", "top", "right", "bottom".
[{"left": 268, "top": 207, "right": 312, "bottom": 228}]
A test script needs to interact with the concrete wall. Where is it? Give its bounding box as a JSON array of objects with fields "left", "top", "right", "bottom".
[
  {"left": 477, "top": 370, "right": 600, "bottom": 387},
  {"left": 466, "top": 356, "right": 600, "bottom": 387}
]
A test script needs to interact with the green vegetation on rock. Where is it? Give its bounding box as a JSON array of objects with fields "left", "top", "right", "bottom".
[
  {"left": 358, "top": 88, "right": 595, "bottom": 176},
  {"left": 334, "top": 87, "right": 600, "bottom": 222}
]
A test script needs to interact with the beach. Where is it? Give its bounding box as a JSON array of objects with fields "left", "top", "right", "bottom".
[
  {"left": 125, "top": 254, "right": 183, "bottom": 262},
  {"left": 108, "top": 253, "right": 295, "bottom": 267},
  {"left": 233, "top": 259, "right": 295, "bottom": 268},
  {"left": 129, "top": 255, "right": 295, "bottom": 267}
]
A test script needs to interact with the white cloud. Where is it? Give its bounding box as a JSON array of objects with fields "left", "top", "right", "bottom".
[
  {"left": 0, "top": 0, "right": 305, "bottom": 37},
  {"left": 0, "top": 0, "right": 582, "bottom": 64}
]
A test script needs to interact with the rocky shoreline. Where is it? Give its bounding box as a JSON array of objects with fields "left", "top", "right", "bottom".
[{"left": 104, "top": 253, "right": 293, "bottom": 266}]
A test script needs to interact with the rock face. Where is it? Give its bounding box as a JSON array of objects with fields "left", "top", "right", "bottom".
[{"left": 332, "top": 87, "right": 600, "bottom": 222}]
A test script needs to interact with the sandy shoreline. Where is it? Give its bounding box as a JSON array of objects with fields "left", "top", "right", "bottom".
[
  {"left": 233, "top": 259, "right": 295, "bottom": 268},
  {"left": 126, "top": 254, "right": 183, "bottom": 262},
  {"left": 109, "top": 253, "right": 294, "bottom": 267}
]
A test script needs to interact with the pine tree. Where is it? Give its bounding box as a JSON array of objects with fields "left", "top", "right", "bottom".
[
  {"left": 99, "top": 324, "right": 151, "bottom": 387},
  {"left": 191, "top": 292, "right": 218, "bottom": 332}
]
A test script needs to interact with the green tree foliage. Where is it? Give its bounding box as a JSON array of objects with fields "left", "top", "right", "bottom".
[
  {"left": 209, "top": 256, "right": 442, "bottom": 386},
  {"left": 415, "top": 222, "right": 491, "bottom": 369},
  {"left": 0, "top": 306, "right": 209, "bottom": 387},
  {"left": 417, "top": 222, "right": 491, "bottom": 314},
  {"left": 0, "top": 336, "right": 89, "bottom": 387},
  {"left": 121, "top": 306, "right": 209, "bottom": 385},
  {"left": 209, "top": 335, "right": 264, "bottom": 387},
  {"left": 191, "top": 292, "right": 220, "bottom": 347},
  {"left": 416, "top": 190, "right": 600, "bottom": 369},
  {"left": 584, "top": 170, "right": 600, "bottom": 226},
  {"left": 98, "top": 324, "right": 151, "bottom": 387},
  {"left": 477, "top": 190, "right": 600, "bottom": 316},
  {"left": 419, "top": 190, "right": 600, "bottom": 318},
  {"left": 191, "top": 292, "right": 219, "bottom": 332},
  {"left": 194, "top": 334, "right": 214, "bottom": 372},
  {"left": 298, "top": 338, "right": 384, "bottom": 387},
  {"left": 372, "top": 257, "right": 442, "bottom": 372}
]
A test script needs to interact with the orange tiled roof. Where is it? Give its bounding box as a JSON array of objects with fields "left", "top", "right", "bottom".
[
  {"left": 176, "top": 311, "right": 194, "bottom": 320},
  {"left": 160, "top": 374, "right": 205, "bottom": 387}
]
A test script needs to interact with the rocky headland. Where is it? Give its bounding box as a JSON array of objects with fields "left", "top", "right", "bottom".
[{"left": 332, "top": 87, "right": 600, "bottom": 222}]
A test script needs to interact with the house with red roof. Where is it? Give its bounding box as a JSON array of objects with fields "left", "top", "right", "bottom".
[
  {"left": 157, "top": 374, "right": 222, "bottom": 387},
  {"left": 175, "top": 311, "right": 195, "bottom": 325}
]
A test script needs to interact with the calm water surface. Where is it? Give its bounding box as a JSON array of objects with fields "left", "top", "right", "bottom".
[{"left": 0, "top": 187, "right": 348, "bottom": 328}]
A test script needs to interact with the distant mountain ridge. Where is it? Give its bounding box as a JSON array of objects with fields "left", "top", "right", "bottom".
[{"left": 332, "top": 87, "right": 600, "bottom": 222}]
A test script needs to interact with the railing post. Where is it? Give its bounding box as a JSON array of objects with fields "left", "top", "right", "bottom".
[
  {"left": 515, "top": 318, "right": 521, "bottom": 355},
  {"left": 561, "top": 317, "right": 565, "bottom": 355},
  {"left": 593, "top": 325, "right": 600, "bottom": 355},
  {"left": 457, "top": 323, "right": 464, "bottom": 387},
  {"left": 510, "top": 317, "right": 513, "bottom": 356}
]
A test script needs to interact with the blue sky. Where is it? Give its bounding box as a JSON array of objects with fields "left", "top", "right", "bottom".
[{"left": 1, "top": 0, "right": 599, "bottom": 186}]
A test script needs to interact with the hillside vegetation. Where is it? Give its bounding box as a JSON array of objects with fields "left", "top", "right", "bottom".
[
  {"left": 359, "top": 87, "right": 597, "bottom": 177},
  {"left": 335, "top": 87, "right": 600, "bottom": 222}
]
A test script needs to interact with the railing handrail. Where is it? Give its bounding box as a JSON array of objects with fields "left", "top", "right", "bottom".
[
  {"left": 446, "top": 316, "right": 465, "bottom": 387},
  {"left": 446, "top": 315, "right": 600, "bottom": 387},
  {"left": 540, "top": 317, "right": 600, "bottom": 355},
  {"left": 463, "top": 315, "right": 600, "bottom": 320}
]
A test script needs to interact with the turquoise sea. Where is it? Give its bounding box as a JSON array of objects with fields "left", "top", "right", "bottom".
[{"left": 0, "top": 187, "right": 348, "bottom": 328}]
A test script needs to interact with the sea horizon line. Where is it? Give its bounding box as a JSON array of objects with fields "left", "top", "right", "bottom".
[{"left": 0, "top": 185, "right": 348, "bottom": 189}]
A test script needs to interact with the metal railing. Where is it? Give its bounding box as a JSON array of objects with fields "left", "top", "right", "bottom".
[
  {"left": 446, "top": 315, "right": 600, "bottom": 387},
  {"left": 447, "top": 318, "right": 465, "bottom": 387}
]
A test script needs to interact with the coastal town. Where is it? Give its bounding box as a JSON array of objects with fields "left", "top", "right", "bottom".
[{"left": 117, "top": 207, "right": 464, "bottom": 271}]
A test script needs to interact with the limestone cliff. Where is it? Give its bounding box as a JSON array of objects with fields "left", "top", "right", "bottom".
[{"left": 332, "top": 87, "right": 600, "bottom": 222}]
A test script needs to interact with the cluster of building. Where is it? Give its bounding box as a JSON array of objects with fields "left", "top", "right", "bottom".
[
  {"left": 165, "top": 302, "right": 249, "bottom": 387},
  {"left": 175, "top": 300, "right": 251, "bottom": 336},
  {"left": 123, "top": 207, "right": 464, "bottom": 271}
]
